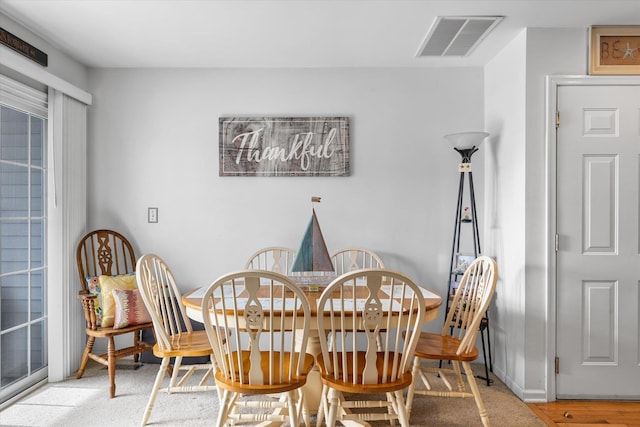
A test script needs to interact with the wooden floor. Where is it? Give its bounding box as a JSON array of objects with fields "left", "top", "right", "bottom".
[{"left": 528, "top": 401, "right": 640, "bottom": 427}]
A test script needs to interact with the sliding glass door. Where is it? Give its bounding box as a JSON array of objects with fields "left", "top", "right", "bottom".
[{"left": 0, "top": 86, "right": 48, "bottom": 404}]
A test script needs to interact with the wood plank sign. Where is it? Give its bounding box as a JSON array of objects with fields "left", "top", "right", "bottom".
[
  {"left": 219, "top": 116, "right": 349, "bottom": 176},
  {"left": 0, "top": 27, "right": 48, "bottom": 67}
]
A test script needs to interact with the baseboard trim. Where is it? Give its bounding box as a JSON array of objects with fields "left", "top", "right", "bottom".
[{"left": 492, "top": 365, "right": 548, "bottom": 402}]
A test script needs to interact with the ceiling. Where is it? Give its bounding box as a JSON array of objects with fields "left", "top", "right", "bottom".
[{"left": 1, "top": 0, "right": 639, "bottom": 68}]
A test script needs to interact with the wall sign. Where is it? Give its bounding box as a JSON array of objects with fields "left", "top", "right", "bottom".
[
  {"left": 219, "top": 116, "right": 349, "bottom": 176},
  {"left": 0, "top": 27, "right": 48, "bottom": 67},
  {"left": 589, "top": 26, "right": 640, "bottom": 75}
]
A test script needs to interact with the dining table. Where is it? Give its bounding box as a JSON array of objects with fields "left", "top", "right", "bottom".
[{"left": 181, "top": 273, "right": 442, "bottom": 427}]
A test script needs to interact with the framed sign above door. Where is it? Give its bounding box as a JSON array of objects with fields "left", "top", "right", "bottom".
[
  {"left": 589, "top": 26, "right": 640, "bottom": 75},
  {"left": 219, "top": 116, "right": 350, "bottom": 177}
]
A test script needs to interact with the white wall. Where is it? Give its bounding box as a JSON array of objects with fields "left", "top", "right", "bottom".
[
  {"left": 87, "top": 66, "right": 484, "bottom": 319},
  {"left": 484, "top": 29, "right": 528, "bottom": 395},
  {"left": 484, "top": 27, "right": 587, "bottom": 401}
]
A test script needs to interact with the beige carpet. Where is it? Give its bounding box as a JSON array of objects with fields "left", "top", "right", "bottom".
[{"left": 1, "top": 360, "right": 545, "bottom": 426}]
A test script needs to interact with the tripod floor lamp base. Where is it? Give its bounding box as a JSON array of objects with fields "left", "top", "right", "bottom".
[{"left": 444, "top": 131, "right": 493, "bottom": 386}]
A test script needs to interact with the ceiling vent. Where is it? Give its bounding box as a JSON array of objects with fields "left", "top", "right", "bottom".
[{"left": 417, "top": 16, "right": 503, "bottom": 57}]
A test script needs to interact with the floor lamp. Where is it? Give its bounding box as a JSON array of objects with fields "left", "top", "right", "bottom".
[{"left": 444, "top": 131, "right": 493, "bottom": 385}]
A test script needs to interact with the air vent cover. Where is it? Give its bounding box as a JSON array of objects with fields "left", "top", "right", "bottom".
[{"left": 417, "top": 16, "right": 503, "bottom": 57}]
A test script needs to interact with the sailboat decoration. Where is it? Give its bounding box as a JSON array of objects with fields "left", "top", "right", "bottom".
[{"left": 292, "top": 196, "right": 334, "bottom": 272}]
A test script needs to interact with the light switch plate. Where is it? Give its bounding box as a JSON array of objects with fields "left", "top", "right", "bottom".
[{"left": 148, "top": 207, "right": 158, "bottom": 223}]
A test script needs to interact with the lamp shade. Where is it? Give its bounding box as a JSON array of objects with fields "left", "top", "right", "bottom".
[{"left": 444, "top": 131, "right": 489, "bottom": 150}]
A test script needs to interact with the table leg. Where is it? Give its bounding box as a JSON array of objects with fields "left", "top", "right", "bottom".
[
  {"left": 256, "top": 331, "right": 370, "bottom": 427},
  {"left": 303, "top": 332, "right": 323, "bottom": 413},
  {"left": 256, "top": 332, "right": 322, "bottom": 427},
  {"left": 302, "top": 333, "right": 372, "bottom": 427}
]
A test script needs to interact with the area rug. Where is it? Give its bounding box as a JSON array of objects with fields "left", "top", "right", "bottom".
[{"left": 1, "top": 360, "right": 545, "bottom": 426}]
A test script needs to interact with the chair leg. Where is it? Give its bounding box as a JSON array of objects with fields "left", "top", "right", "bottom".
[
  {"left": 386, "top": 391, "right": 397, "bottom": 426},
  {"left": 326, "top": 388, "right": 340, "bottom": 427},
  {"left": 169, "top": 356, "right": 183, "bottom": 390},
  {"left": 405, "top": 357, "right": 420, "bottom": 414},
  {"left": 287, "top": 390, "right": 298, "bottom": 426},
  {"left": 133, "top": 330, "right": 141, "bottom": 363},
  {"left": 298, "top": 388, "right": 310, "bottom": 427},
  {"left": 394, "top": 390, "right": 410, "bottom": 427},
  {"left": 141, "top": 357, "right": 170, "bottom": 426},
  {"left": 108, "top": 337, "right": 117, "bottom": 398},
  {"left": 316, "top": 385, "right": 328, "bottom": 427},
  {"left": 77, "top": 336, "right": 95, "bottom": 379},
  {"left": 452, "top": 360, "right": 465, "bottom": 392},
  {"left": 208, "top": 355, "right": 224, "bottom": 409},
  {"left": 462, "top": 361, "right": 491, "bottom": 427},
  {"left": 216, "top": 390, "right": 233, "bottom": 427}
]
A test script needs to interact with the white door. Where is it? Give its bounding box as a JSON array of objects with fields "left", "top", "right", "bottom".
[{"left": 556, "top": 83, "right": 640, "bottom": 398}]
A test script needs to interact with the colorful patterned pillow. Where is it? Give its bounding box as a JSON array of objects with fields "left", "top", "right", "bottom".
[
  {"left": 98, "top": 273, "right": 137, "bottom": 327},
  {"left": 112, "top": 288, "right": 152, "bottom": 329},
  {"left": 85, "top": 276, "right": 103, "bottom": 326}
]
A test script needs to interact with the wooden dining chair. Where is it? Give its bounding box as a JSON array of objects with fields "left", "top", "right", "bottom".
[
  {"left": 244, "top": 246, "right": 297, "bottom": 274},
  {"left": 405, "top": 256, "right": 498, "bottom": 427},
  {"left": 331, "top": 248, "right": 387, "bottom": 351},
  {"left": 315, "top": 269, "right": 426, "bottom": 427},
  {"left": 75, "top": 229, "right": 153, "bottom": 398},
  {"left": 331, "top": 247, "right": 385, "bottom": 275},
  {"left": 201, "top": 270, "right": 315, "bottom": 427},
  {"left": 136, "top": 253, "right": 218, "bottom": 426}
]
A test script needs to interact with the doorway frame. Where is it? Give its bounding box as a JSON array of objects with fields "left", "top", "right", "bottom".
[{"left": 545, "top": 74, "right": 640, "bottom": 401}]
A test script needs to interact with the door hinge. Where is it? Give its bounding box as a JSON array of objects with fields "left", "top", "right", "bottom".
[
  {"left": 555, "top": 356, "right": 560, "bottom": 374},
  {"left": 556, "top": 111, "right": 560, "bottom": 128},
  {"left": 555, "top": 234, "right": 559, "bottom": 252}
]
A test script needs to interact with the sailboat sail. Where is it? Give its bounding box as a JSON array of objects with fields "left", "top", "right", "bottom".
[{"left": 292, "top": 209, "right": 334, "bottom": 272}]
